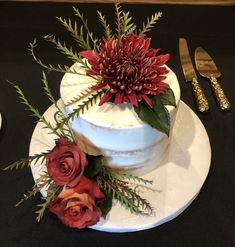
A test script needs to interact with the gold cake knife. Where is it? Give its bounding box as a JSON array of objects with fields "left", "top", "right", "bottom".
[
  {"left": 195, "top": 47, "right": 231, "bottom": 111},
  {"left": 179, "top": 38, "right": 209, "bottom": 113}
]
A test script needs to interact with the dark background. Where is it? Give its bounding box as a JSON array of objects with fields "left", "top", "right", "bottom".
[{"left": 0, "top": 2, "right": 234, "bottom": 247}]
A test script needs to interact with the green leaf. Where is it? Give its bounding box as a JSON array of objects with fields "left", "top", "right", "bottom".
[
  {"left": 139, "top": 11, "right": 162, "bottom": 35},
  {"left": 160, "top": 87, "right": 176, "bottom": 107},
  {"left": 97, "top": 10, "right": 112, "bottom": 40},
  {"left": 134, "top": 95, "right": 170, "bottom": 136},
  {"left": 115, "top": 3, "right": 123, "bottom": 38},
  {"left": 84, "top": 155, "right": 103, "bottom": 178},
  {"left": 121, "top": 11, "right": 136, "bottom": 36},
  {"left": 99, "top": 190, "right": 112, "bottom": 218}
]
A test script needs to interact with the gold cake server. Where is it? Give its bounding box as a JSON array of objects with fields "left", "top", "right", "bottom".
[
  {"left": 195, "top": 47, "right": 231, "bottom": 111},
  {"left": 179, "top": 38, "right": 209, "bottom": 113}
]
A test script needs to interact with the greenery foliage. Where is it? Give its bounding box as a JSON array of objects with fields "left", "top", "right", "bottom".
[
  {"left": 97, "top": 166, "right": 154, "bottom": 215},
  {"left": 139, "top": 12, "right": 163, "bottom": 35}
]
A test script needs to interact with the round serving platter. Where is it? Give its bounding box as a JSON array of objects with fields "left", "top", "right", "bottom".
[{"left": 29, "top": 100, "right": 211, "bottom": 233}]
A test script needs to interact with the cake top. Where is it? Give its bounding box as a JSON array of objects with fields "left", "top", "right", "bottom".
[{"left": 61, "top": 63, "right": 180, "bottom": 128}]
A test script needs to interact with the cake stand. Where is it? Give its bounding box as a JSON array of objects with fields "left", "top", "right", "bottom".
[{"left": 29, "top": 100, "right": 211, "bottom": 232}]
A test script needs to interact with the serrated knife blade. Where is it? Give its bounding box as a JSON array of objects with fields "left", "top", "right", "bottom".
[
  {"left": 195, "top": 47, "right": 231, "bottom": 111},
  {"left": 179, "top": 38, "right": 209, "bottom": 112}
]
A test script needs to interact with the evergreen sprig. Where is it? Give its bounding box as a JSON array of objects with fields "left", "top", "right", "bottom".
[
  {"left": 97, "top": 11, "right": 112, "bottom": 40},
  {"left": 115, "top": 3, "right": 123, "bottom": 38},
  {"left": 41, "top": 71, "right": 56, "bottom": 104},
  {"left": 107, "top": 168, "right": 153, "bottom": 186},
  {"left": 57, "top": 89, "right": 104, "bottom": 128},
  {"left": 97, "top": 167, "right": 154, "bottom": 215},
  {"left": 64, "top": 88, "right": 96, "bottom": 106},
  {"left": 56, "top": 17, "right": 91, "bottom": 50},
  {"left": 28, "top": 39, "right": 86, "bottom": 75},
  {"left": 121, "top": 11, "right": 136, "bottom": 36},
  {"left": 36, "top": 185, "right": 61, "bottom": 222},
  {"left": 97, "top": 172, "right": 154, "bottom": 215},
  {"left": 41, "top": 72, "right": 74, "bottom": 140},
  {"left": 8, "top": 80, "right": 62, "bottom": 138},
  {"left": 43, "top": 34, "right": 89, "bottom": 68},
  {"left": 15, "top": 176, "right": 51, "bottom": 207},
  {"left": 139, "top": 11, "right": 162, "bottom": 35},
  {"left": 4, "top": 152, "right": 48, "bottom": 171},
  {"left": 73, "top": 7, "right": 98, "bottom": 49}
]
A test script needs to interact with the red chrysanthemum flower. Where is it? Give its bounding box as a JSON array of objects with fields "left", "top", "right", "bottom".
[{"left": 79, "top": 34, "right": 170, "bottom": 107}]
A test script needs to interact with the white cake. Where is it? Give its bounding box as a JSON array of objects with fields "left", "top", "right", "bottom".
[{"left": 60, "top": 63, "right": 180, "bottom": 175}]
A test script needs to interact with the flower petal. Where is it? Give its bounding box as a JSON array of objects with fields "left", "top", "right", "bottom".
[{"left": 99, "top": 91, "right": 113, "bottom": 105}]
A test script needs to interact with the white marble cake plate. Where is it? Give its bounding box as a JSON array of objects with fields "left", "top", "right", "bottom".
[{"left": 29, "top": 100, "right": 211, "bottom": 233}]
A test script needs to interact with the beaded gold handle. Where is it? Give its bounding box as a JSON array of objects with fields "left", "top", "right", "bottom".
[
  {"left": 191, "top": 77, "right": 210, "bottom": 113},
  {"left": 210, "top": 76, "right": 231, "bottom": 111}
]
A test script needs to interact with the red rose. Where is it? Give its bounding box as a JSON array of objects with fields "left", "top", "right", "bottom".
[
  {"left": 46, "top": 137, "right": 88, "bottom": 187},
  {"left": 50, "top": 176, "right": 104, "bottom": 229}
]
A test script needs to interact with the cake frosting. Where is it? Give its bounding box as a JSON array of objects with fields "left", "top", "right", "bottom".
[{"left": 60, "top": 63, "right": 180, "bottom": 175}]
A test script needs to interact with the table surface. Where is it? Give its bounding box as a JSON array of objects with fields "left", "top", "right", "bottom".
[{"left": 0, "top": 2, "right": 234, "bottom": 247}]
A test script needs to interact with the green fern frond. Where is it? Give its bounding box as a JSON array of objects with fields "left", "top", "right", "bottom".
[
  {"left": 15, "top": 177, "right": 51, "bottom": 207},
  {"left": 107, "top": 169, "right": 153, "bottom": 186},
  {"left": 35, "top": 185, "right": 61, "bottom": 222},
  {"left": 115, "top": 3, "right": 123, "bottom": 38},
  {"left": 97, "top": 167, "right": 154, "bottom": 215},
  {"left": 108, "top": 181, "right": 140, "bottom": 213},
  {"left": 121, "top": 11, "right": 136, "bottom": 36},
  {"left": 57, "top": 90, "right": 104, "bottom": 129},
  {"left": 28, "top": 39, "right": 87, "bottom": 75},
  {"left": 43, "top": 34, "right": 82, "bottom": 63},
  {"left": 4, "top": 152, "right": 49, "bottom": 171},
  {"left": 56, "top": 17, "right": 91, "bottom": 50},
  {"left": 139, "top": 11, "right": 162, "bottom": 35},
  {"left": 97, "top": 175, "right": 154, "bottom": 215},
  {"left": 64, "top": 88, "right": 95, "bottom": 106},
  {"left": 41, "top": 72, "right": 74, "bottom": 140},
  {"left": 54, "top": 109, "right": 74, "bottom": 141},
  {"left": 41, "top": 71, "right": 55, "bottom": 104},
  {"left": 97, "top": 10, "right": 112, "bottom": 40},
  {"left": 73, "top": 7, "right": 98, "bottom": 49},
  {"left": 8, "top": 80, "right": 62, "bottom": 137},
  {"left": 35, "top": 172, "right": 51, "bottom": 184}
]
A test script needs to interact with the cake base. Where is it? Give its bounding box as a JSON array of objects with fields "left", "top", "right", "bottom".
[{"left": 29, "top": 100, "right": 211, "bottom": 232}]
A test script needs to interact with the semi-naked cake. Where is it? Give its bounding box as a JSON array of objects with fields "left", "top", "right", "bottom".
[{"left": 60, "top": 63, "right": 180, "bottom": 175}]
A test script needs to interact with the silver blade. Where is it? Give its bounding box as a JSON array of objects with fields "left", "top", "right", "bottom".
[
  {"left": 179, "top": 38, "right": 197, "bottom": 82},
  {"left": 195, "top": 47, "right": 221, "bottom": 78}
]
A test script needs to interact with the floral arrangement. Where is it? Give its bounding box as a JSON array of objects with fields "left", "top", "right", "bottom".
[{"left": 4, "top": 4, "right": 175, "bottom": 229}]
